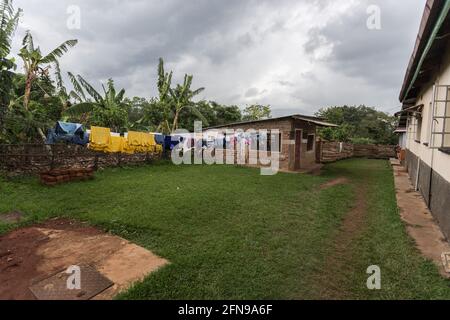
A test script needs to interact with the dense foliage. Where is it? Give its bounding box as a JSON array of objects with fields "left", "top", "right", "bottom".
[{"left": 316, "top": 105, "right": 398, "bottom": 145}]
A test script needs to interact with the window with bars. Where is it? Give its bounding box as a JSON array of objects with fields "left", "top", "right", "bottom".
[{"left": 430, "top": 85, "right": 450, "bottom": 149}]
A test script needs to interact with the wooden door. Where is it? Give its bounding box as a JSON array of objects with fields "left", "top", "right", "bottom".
[{"left": 294, "top": 130, "right": 302, "bottom": 170}]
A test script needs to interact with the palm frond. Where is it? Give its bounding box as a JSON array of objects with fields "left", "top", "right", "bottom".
[
  {"left": 190, "top": 87, "right": 205, "bottom": 97},
  {"left": 187, "top": 105, "right": 209, "bottom": 126},
  {"left": 77, "top": 75, "right": 103, "bottom": 102},
  {"left": 52, "top": 60, "right": 64, "bottom": 90},
  {"left": 22, "top": 30, "right": 34, "bottom": 52},
  {"left": 40, "top": 39, "right": 78, "bottom": 64},
  {"left": 0, "top": 0, "right": 21, "bottom": 58},
  {"left": 69, "top": 90, "right": 83, "bottom": 103},
  {"left": 116, "top": 88, "right": 126, "bottom": 102},
  {"left": 64, "top": 102, "right": 97, "bottom": 116},
  {"left": 67, "top": 72, "right": 86, "bottom": 101}
]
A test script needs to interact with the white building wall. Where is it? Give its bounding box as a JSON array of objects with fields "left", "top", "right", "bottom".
[{"left": 405, "top": 42, "right": 450, "bottom": 183}]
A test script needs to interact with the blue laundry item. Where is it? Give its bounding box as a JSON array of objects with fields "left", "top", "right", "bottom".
[
  {"left": 46, "top": 128, "right": 57, "bottom": 144},
  {"left": 155, "top": 134, "right": 165, "bottom": 145},
  {"left": 46, "top": 121, "right": 89, "bottom": 146},
  {"left": 164, "top": 135, "right": 182, "bottom": 150},
  {"left": 55, "top": 122, "right": 83, "bottom": 135}
]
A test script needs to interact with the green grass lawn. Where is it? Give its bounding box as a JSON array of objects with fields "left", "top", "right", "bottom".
[{"left": 1, "top": 159, "right": 449, "bottom": 299}]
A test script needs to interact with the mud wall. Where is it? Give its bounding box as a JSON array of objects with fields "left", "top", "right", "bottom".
[
  {"left": 319, "top": 142, "right": 396, "bottom": 163},
  {"left": 0, "top": 144, "right": 162, "bottom": 176}
]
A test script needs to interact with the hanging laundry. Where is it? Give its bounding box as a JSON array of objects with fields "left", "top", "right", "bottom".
[
  {"left": 164, "top": 135, "right": 181, "bottom": 150},
  {"left": 89, "top": 126, "right": 112, "bottom": 151},
  {"left": 155, "top": 134, "right": 165, "bottom": 145},
  {"left": 46, "top": 121, "right": 89, "bottom": 146},
  {"left": 105, "top": 136, "right": 126, "bottom": 153}
]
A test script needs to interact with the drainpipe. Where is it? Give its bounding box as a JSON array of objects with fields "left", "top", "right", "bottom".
[{"left": 415, "top": 157, "right": 421, "bottom": 191}]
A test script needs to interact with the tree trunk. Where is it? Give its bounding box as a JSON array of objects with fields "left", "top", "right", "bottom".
[
  {"left": 37, "top": 127, "right": 47, "bottom": 142},
  {"left": 171, "top": 110, "right": 179, "bottom": 133},
  {"left": 37, "top": 127, "right": 52, "bottom": 153},
  {"left": 23, "top": 74, "right": 33, "bottom": 110}
]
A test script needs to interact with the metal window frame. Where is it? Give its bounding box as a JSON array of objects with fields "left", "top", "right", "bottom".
[{"left": 430, "top": 85, "right": 450, "bottom": 149}]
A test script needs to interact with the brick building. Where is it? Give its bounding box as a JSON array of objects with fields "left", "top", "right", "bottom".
[{"left": 206, "top": 115, "right": 337, "bottom": 171}]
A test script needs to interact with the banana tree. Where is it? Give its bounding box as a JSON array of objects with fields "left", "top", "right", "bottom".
[
  {"left": 0, "top": 0, "right": 21, "bottom": 132},
  {"left": 18, "top": 31, "right": 77, "bottom": 141},
  {"left": 169, "top": 74, "right": 206, "bottom": 132},
  {"left": 65, "top": 75, "right": 130, "bottom": 132}
]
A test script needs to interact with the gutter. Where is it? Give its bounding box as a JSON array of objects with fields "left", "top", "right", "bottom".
[{"left": 403, "top": 1, "right": 450, "bottom": 101}]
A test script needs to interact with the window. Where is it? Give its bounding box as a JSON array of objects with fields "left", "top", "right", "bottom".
[
  {"left": 268, "top": 132, "right": 282, "bottom": 152},
  {"left": 307, "top": 134, "right": 315, "bottom": 151},
  {"left": 250, "top": 134, "right": 259, "bottom": 151},
  {"left": 416, "top": 115, "right": 422, "bottom": 142},
  {"left": 429, "top": 85, "right": 450, "bottom": 149}
]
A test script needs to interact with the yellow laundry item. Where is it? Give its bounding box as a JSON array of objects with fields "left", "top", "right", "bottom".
[
  {"left": 121, "top": 140, "right": 135, "bottom": 154},
  {"left": 105, "top": 136, "right": 126, "bottom": 153},
  {"left": 155, "top": 144, "right": 163, "bottom": 154},
  {"left": 125, "top": 131, "right": 155, "bottom": 153},
  {"left": 127, "top": 131, "right": 141, "bottom": 146},
  {"left": 142, "top": 132, "right": 157, "bottom": 152},
  {"left": 89, "top": 126, "right": 111, "bottom": 151}
]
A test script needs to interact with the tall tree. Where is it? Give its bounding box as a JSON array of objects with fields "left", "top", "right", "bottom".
[
  {"left": 154, "top": 58, "right": 207, "bottom": 133},
  {"left": 65, "top": 75, "right": 129, "bottom": 132},
  {"left": 169, "top": 73, "right": 206, "bottom": 132},
  {"left": 155, "top": 58, "right": 173, "bottom": 134},
  {"left": 316, "top": 105, "right": 397, "bottom": 144},
  {"left": 242, "top": 104, "right": 271, "bottom": 121},
  {"left": 18, "top": 31, "right": 77, "bottom": 140},
  {"left": 0, "top": 0, "right": 21, "bottom": 132}
]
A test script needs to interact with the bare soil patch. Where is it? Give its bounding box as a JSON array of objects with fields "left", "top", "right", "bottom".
[
  {"left": 320, "top": 177, "right": 350, "bottom": 190},
  {"left": 0, "top": 211, "right": 24, "bottom": 223},
  {"left": 0, "top": 218, "right": 168, "bottom": 300},
  {"left": 392, "top": 164, "right": 450, "bottom": 278},
  {"left": 313, "top": 184, "right": 367, "bottom": 299}
]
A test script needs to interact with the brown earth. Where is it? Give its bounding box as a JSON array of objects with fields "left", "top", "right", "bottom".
[
  {"left": 391, "top": 161, "right": 450, "bottom": 277},
  {"left": 319, "top": 177, "right": 350, "bottom": 190},
  {"left": 313, "top": 183, "right": 368, "bottom": 299},
  {"left": 0, "top": 218, "right": 168, "bottom": 300},
  {"left": 0, "top": 211, "right": 23, "bottom": 223}
]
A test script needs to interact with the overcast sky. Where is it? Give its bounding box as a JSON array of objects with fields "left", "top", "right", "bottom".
[{"left": 12, "top": 0, "right": 425, "bottom": 116}]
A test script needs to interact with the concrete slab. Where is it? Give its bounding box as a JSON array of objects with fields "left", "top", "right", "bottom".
[{"left": 392, "top": 163, "right": 450, "bottom": 277}]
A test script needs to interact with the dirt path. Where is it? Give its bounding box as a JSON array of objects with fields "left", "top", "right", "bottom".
[
  {"left": 320, "top": 177, "right": 350, "bottom": 190},
  {"left": 312, "top": 183, "right": 368, "bottom": 299}
]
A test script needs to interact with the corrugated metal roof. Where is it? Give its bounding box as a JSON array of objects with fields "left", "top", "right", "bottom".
[
  {"left": 399, "top": 0, "right": 449, "bottom": 102},
  {"left": 292, "top": 116, "right": 338, "bottom": 127},
  {"left": 205, "top": 114, "right": 338, "bottom": 129}
]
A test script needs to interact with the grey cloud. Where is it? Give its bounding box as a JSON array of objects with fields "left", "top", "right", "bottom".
[
  {"left": 12, "top": 0, "right": 426, "bottom": 114},
  {"left": 303, "top": 0, "right": 424, "bottom": 90}
]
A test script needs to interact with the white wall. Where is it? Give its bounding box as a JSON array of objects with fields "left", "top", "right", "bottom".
[{"left": 405, "top": 42, "right": 450, "bottom": 182}]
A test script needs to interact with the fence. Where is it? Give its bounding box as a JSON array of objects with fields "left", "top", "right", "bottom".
[
  {"left": 318, "top": 141, "right": 396, "bottom": 163},
  {"left": 0, "top": 144, "right": 163, "bottom": 176}
]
